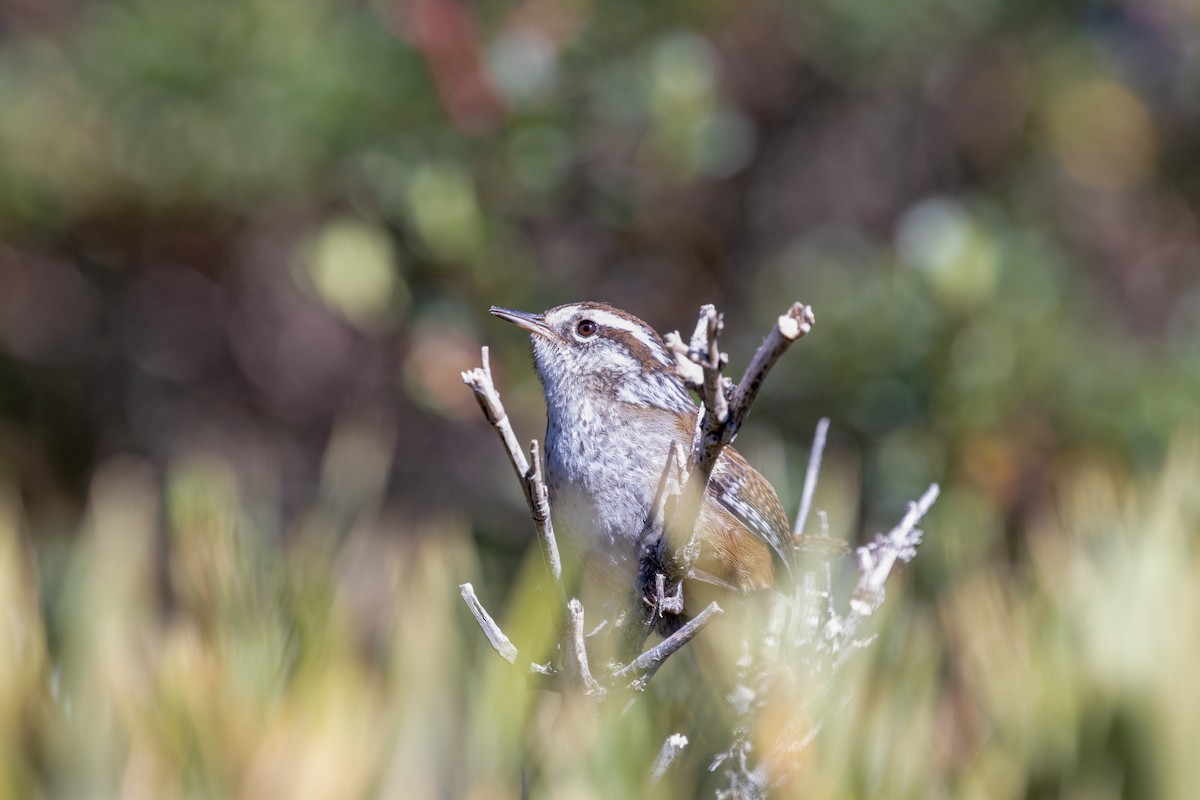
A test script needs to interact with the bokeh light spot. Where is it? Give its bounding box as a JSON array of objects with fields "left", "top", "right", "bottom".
[
  {"left": 896, "top": 198, "right": 999, "bottom": 310},
  {"left": 1048, "top": 79, "right": 1157, "bottom": 190},
  {"left": 404, "top": 163, "right": 485, "bottom": 263},
  {"left": 651, "top": 33, "right": 717, "bottom": 106},
  {"left": 301, "top": 218, "right": 404, "bottom": 328},
  {"left": 489, "top": 29, "right": 558, "bottom": 106}
]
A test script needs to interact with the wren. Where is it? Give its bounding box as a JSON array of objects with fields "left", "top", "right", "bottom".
[{"left": 491, "top": 301, "right": 792, "bottom": 615}]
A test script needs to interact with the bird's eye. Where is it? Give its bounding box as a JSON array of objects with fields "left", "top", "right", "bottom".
[{"left": 576, "top": 319, "right": 598, "bottom": 338}]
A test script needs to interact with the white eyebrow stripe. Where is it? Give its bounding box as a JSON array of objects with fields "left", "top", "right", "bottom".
[{"left": 585, "top": 310, "right": 671, "bottom": 364}]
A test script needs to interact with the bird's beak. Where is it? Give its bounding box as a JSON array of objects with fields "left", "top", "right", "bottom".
[{"left": 489, "top": 306, "right": 554, "bottom": 338}]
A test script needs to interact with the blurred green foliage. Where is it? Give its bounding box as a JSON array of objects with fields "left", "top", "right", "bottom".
[
  {"left": 2, "top": 432, "right": 1199, "bottom": 798},
  {"left": 0, "top": 0, "right": 1198, "bottom": 796}
]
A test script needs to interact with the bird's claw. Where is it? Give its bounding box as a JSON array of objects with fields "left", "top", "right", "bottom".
[{"left": 651, "top": 573, "right": 685, "bottom": 617}]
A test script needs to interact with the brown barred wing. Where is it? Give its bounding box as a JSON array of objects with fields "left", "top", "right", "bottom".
[{"left": 709, "top": 447, "right": 794, "bottom": 585}]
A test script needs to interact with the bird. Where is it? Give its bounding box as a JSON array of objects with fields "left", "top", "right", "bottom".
[{"left": 490, "top": 301, "right": 792, "bottom": 618}]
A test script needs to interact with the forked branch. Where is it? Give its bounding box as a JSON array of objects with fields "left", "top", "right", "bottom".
[
  {"left": 655, "top": 302, "right": 815, "bottom": 598},
  {"left": 667, "top": 302, "right": 815, "bottom": 485},
  {"left": 833, "top": 482, "right": 940, "bottom": 667}
]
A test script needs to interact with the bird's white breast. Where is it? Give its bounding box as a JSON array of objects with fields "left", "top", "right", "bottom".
[{"left": 543, "top": 394, "right": 683, "bottom": 593}]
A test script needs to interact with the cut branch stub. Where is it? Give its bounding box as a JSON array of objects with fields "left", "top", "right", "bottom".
[{"left": 460, "top": 582, "right": 518, "bottom": 664}]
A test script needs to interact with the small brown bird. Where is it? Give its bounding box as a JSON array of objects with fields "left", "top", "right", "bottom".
[{"left": 491, "top": 301, "right": 792, "bottom": 612}]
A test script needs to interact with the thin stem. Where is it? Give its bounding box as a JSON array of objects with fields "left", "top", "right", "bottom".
[
  {"left": 459, "top": 583, "right": 518, "bottom": 664},
  {"left": 793, "top": 417, "right": 830, "bottom": 538},
  {"left": 834, "top": 483, "right": 940, "bottom": 667},
  {"left": 617, "top": 601, "right": 723, "bottom": 687},
  {"left": 650, "top": 734, "right": 689, "bottom": 784},
  {"left": 462, "top": 348, "right": 563, "bottom": 590},
  {"left": 563, "top": 598, "right": 605, "bottom": 697}
]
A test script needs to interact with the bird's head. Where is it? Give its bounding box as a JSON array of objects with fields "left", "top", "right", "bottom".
[{"left": 490, "top": 301, "right": 695, "bottom": 414}]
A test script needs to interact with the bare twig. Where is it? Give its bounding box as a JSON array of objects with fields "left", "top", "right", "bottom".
[
  {"left": 664, "top": 327, "right": 703, "bottom": 389},
  {"left": 462, "top": 348, "right": 563, "bottom": 593},
  {"left": 694, "top": 305, "right": 730, "bottom": 426},
  {"left": 733, "top": 465, "right": 938, "bottom": 792},
  {"left": 618, "top": 441, "right": 688, "bottom": 659},
  {"left": 617, "top": 601, "right": 723, "bottom": 688},
  {"left": 627, "top": 302, "right": 815, "bottom": 654},
  {"left": 650, "top": 733, "right": 690, "bottom": 784},
  {"left": 833, "top": 482, "right": 940, "bottom": 667},
  {"left": 784, "top": 417, "right": 832, "bottom": 654},
  {"left": 523, "top": 440, "right": 562, "bottom": 601},
  {"left": 463, "top": 348, "right": 530, "bottom": 476},
  {"left": 459, "top": 583, "right": 518, "bottom": 664},
  {"left": 462, "top": 348, "right": 589, "bottom": 696},
  {"left": 460, "top": 584, "right": 567, "bottom": 692},
  {"left": 702, "top": 302, "right": 814, "bottom": 478},
  {"left": 730, "top": 303, "right": 815, "bottom": 423},
  {"left": 793, "top": 417, "right": 830, "bottom": 538},
  {"left": 563, "top": 598, "right": 605, "bottom": 698},
  {"left": 671, "top": 302, "right": 815, "bottom": 567},
  {"left": 652, "top": 572, "right": 685, "bottom": 616},
  {"left": 647, "top": 442, "right": 688, "bottom": 540}
]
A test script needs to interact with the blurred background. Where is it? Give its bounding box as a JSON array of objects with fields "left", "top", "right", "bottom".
[{"left": 0, "top": 0, "right": 1198, "bottom": 797}]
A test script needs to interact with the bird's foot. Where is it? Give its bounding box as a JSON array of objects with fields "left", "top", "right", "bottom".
[{"left": 651, "top": 573, "right": 685, "bottom": 617}]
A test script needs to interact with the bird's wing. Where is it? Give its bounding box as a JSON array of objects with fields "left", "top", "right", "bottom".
[{"left": 710, "top": 448, "right": 794, "bottom": 581}]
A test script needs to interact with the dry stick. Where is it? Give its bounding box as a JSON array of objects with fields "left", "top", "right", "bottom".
[
  {"left": 461, "top": 348, "right": 576, "bottom": 690},
  {"left": 620, "top": 308, "right": 730, "bottom": 656},
  {"left": 650, "top": 733, "right": 690, "bottom": 785},
  {"left": 760, "top": 484, "right": 940, "bottom": 790},
  {"left": 787, "top": 417, "right": 831, "bottom": 650},
  {"left": 617, "top": 601, "right": 723, "bottom": 688},
  {"left": 523, "top": 440, "right": 561, "bottom": 602},
  {"left": 461, "top": 585, "right": 560, "bottom": 693},
  {"left": 793, "top": 417, "right": 831, "bottom": 538},
  {"left": 670, "top": 302, "right": 816, "bottom": 579},
  {"left": 702, "top": 302, "right": 815, "bottom": 477},
  {"left": 563, "top": 599, "right": 605, "bottom": 698},
  {"left": 647, "top": 443, "right": 688, "bottom": 536},
  {"left": 835, "top": 482, "right": 940, "bottom": 667},
  {"left": 670, "top": 305, "right": 727, "bottom": 573},
  {"left": 462, "top": 348, "right": 564, "bottom": 599},
  {"left": 666, "top": 314, "right": 706, "bottom": 389},
  {"left": 459, "top": 583, "right": 519, "bottom": 664},
  {"left": 464, "top": 349, "right": 530, "bottom": 479},
  {"left": 617, "top": 443, "right": 688, "bottom": 662},
  {"left": 694, "top": 305, "right": 729, "bottom": 427},
  {"left": 620, "top": 302, "right": 813, "bottom": 656}
]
